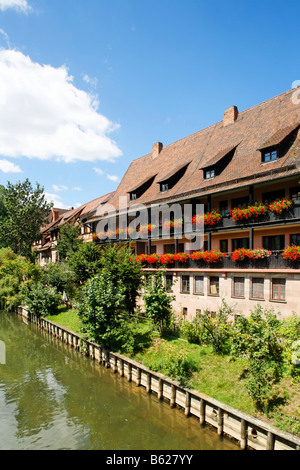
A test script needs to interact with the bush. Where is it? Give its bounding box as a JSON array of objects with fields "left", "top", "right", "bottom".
[
  {"left": 143, "top": 339, "right": 197, "bottom": 386},
  {"left": 143, "top": 270, "right": 175, "bottom": 334},
  {"left": 24, "top": 284, "right": 61, "bottom": 318}
]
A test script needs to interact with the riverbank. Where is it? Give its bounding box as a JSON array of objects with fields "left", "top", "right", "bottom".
[{"left": 45, "top": 306, "right": 300, "bottom": 439}]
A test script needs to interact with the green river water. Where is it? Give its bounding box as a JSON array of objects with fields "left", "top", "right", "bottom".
[{"left": 0, "top": 311, "right": 238, "bottom": 451}]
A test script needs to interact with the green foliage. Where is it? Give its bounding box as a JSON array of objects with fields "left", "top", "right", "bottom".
[
  {"left": 180, "top": 312, "right": 207, "bottom": 345},
  {"left": 0, "top": 254, "right": 42, "bottom": 311},
  {"left": 100, "top": 243, "right": 142, "bottom": 315},
  {"left": 0, "top": 179, "right": 52, "bottom": 258},
  {"left": 77, "top": 270, "right": 127, "bottom": 350},
  {"left": 143, "top": 270, "right": 175, "bottom": 334},
  {"left": 231, "top": 305, "right": 284, "bottom": 411},
  {"left": 277, "top": 315, "right": 300, "bottom": 366},
  {"left": 42, "top": 262, "right": 75, "bottom": 294},
  {"left": 56, "top": 220, "right": 82, "bottom": 261},
  {"left": 184, "top": 298, "right": 233, "bottom": 354},
  {"left": 142, "top": 338, "right": 197, "bottom": 386},
  {"left": 23, "top": 283, "right": 61, "bottom": 318},
  {"left": 67, "top": 241, "right": 102, "bottom": 285}
]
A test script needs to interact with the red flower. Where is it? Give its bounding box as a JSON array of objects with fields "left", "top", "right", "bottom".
[
  {"left": 231, "top": 204, "right": 268, "bottom": 222},
  {"left": 173, "top": 252, "right": 189, "bottom": 262},
  {"left": 282, "top": 245, "right": 300, "bottom": 262},
  {"left": 268, "top": 199, "right": 293, "bottom": 214},
  {"left": 190, "top": 250, "right": 226, "bottom": 263},
  {"left": 160, "top": 253, "right": 174, "bottom": 264}
]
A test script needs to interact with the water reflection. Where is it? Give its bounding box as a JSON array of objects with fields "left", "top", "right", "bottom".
[{"left": 0, "top": 312, "right": 238, "bottom": 450}]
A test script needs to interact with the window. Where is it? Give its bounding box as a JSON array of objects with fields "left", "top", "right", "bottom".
[
  {"left": 164, "top": 243, "right": 184, "bottom": 254},
  {"left": 251, "top": 278, "right": 264, "bottom": 299},
  {"left": 165, "top": 274, "right": 173, "bottom": 292},
  {"left": 209, "top": 276, "right": 219, "bottom": 296},
  {"left": 262, "top": 149, "right": 278, "bottom": 163},
  {"left": 130, "top": 193, "right": 137, "bottom": 201},
  {"left": 271, "top": 278, "right": 286, "bottom": 301},
  {"left": 231, "top": 196, "right": 249, "bottom": 209},
  {"left": 220, "top": 200, "right": 228, "bottom": 216},
  {"left": 160, "top": 183, "right": 169, "bottom": 192},
  {"left": 233, "top": 277, "right": 245, "bottom": 298},
  {"left": 262, "top": 189, "right": 285, "bottom": 205},
  {"left": 290, "top": 234, "right": 300, "bottom": 246},
  {"left": 220, "top": 239, "right": 228, "bottom": 253},
  {"left": 263, "top": 235, "right": 285, "bottom": 251},
  {"left": 204, "top": 168, "right": 215, "bottom": 179},
  {"left": 232, "top": 238, "right": 249, "bottom": 251},
  {"left": 182, "top": 275, "right": 190, "bottom": 293},
  {"left": 290, "top": 186, "right": 300, "bottom": 200},
  {"left": 194, "top": 275, "right": 204, "bottom": 295}
]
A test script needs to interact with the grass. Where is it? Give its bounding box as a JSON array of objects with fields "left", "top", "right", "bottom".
[
  {"left": 45, "top": 305, "right": 82, "bottom": 334},
  {"left": 44, "top": 306, "right": 300, "bottom": 435}
]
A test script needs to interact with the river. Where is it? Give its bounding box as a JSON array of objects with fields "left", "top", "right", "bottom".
[{"left": 0, "top": 311, "right": 238, "bottom": 450}]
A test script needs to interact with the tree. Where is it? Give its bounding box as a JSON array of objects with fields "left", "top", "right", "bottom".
[
  {"left": 0, "top": 179, "right": 52, "bottom": 258},
  {"left": 100, "top": 243, "right": 143, "bottom": 315},
  {"left": 143, "top": 269, "right": 175, "bottom": 334},
  {"left": 56, "top": 220, "right": 82, "bottom": 261},
  {"left": 231, "top": 305, "right": 284, "bottom": 411},
  {"left": 67, "top": 241, "right": 102, "bottom": 285},
  {"left": 77, "top": 270, "right": 128, "bottom": 350}
]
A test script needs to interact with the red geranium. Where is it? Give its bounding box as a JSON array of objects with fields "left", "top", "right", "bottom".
[
  {"left": 173, "top": 252, "right": 189, "bottom": 262},
  {"left": 160, "top": 253, "right": 174, "bottom": 264},
  {"left": 282, "top": 245, "right": 300, "bottom": 262},
  {"left": 268, "top": 199, "right": 293, "bottom": 214},
  {"left": 190, "top": 250, "right": 226, "bottom": 263}
]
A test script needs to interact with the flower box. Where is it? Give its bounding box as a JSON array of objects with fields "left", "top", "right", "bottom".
[
  {"left": 138, "top": 224, "right": 157, "bottom": 235},
  {"left": 231, "top": 204, "right": 268, "bottom": 222},
  {"left": 192, "top": 211, "right": 222, "bottom": 227},
  {"left": 173, "top": 252, "right": 190, "bottom": 263},
  {"left": 231, "top": 247, "right": 272, "bottom": 262},
  {"left": 268, "top": 199, "right": 293, "bottom": 214},
  {"left": 190, "top": 250, "right": 226, "bottom": 263},
  {"left": 281, "top": 245, "right": 300, "bottom": 262}
]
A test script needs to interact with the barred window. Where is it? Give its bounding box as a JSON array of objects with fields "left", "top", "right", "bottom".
[
  {"left": 194, "top": 275, "right": 204, "bottom": 294},
  {"left": 182, "top": 275, "right": 190, "bottom": 293}
]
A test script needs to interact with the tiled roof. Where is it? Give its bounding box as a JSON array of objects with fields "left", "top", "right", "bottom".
[{"left": 102, "top": 88, "right": 300, "bottom": 215}]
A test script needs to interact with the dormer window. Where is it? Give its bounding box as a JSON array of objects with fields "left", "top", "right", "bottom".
[
  {"left": 160, "top": 183, "right": 169, "bottom": 192},
  {"left": 128, "top": 174, "right": 156, "bottom": 201},
  {"left": 262, "top": 148, "right": 278, "bottom": 163},
  {"left": 201, "top": 145, "right": 238, "bottom": 181},
  {"left": 158, "top": 161, "right": 191, "bottom": 193},
  {"left": 204, "top": 168, "right": 215, "bottom": 179}
]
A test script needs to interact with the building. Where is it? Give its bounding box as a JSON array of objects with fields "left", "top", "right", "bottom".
[{"left": 39, "top": 88, "right": 300, "bottom": 319}]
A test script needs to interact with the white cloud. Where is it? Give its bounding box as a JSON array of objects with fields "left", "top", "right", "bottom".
[
  {"left": 52, "top": 184, "right": 68, "bottom": 192},
  {"left": 107, "top": 174, "right": 119, "bottom": 182},
  {"left": 45, "top": 192, "right": 69, "bottom": 209},
  {"left": 93, "top": 167, "right": 104, "bottom": 176},
  {"left": 93, "top": 167, "right": 119, "bottom": 183},
  {"left": 0, "top": 0, "right": 31, "bottom": 13},
  {"left": 82, "top": 74, "right": 98, "bottom": 89},
  {"left": 72, "top": 187, "right": 82, "bottom": 191},
  {"left": 0, "top": 159, "right": 22, "bottom": 173},
  {"left": 0, "top": 49, "right": 122, "bottom": 163}
]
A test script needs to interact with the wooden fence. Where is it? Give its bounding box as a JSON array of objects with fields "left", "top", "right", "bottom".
[{"left": 17, "top": 306, "right": 300, "bottom": 451}]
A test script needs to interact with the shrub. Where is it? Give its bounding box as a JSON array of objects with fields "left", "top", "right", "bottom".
[{"left": 24, "top": 284, "right": 61, "bottom": 318}]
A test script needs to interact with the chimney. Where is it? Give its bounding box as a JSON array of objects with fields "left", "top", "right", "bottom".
[
  {"left": 152, "top": 142, "right": 163, "bottom": 158},
  {"left": 223, "top": 105, "right": 238, "bottom": 126}
]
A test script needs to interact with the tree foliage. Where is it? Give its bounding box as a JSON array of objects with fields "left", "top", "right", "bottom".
[
  {"left": 56, "top": 220, "right": 82, "bottom": 261},
  {"left": 0, "top": 179, "right": 52, "bottom": 258},
  {"left": 143, "top": 270, "right": 175, "bottom": 333}
]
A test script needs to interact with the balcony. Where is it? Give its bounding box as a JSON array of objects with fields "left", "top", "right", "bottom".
[{"left": 138, "top": 250, "right": 300, "bottom": 272}]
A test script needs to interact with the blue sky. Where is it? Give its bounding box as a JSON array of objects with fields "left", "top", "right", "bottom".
[{"left": 0, "top": 0, "right": 299, "bottom": 209}]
